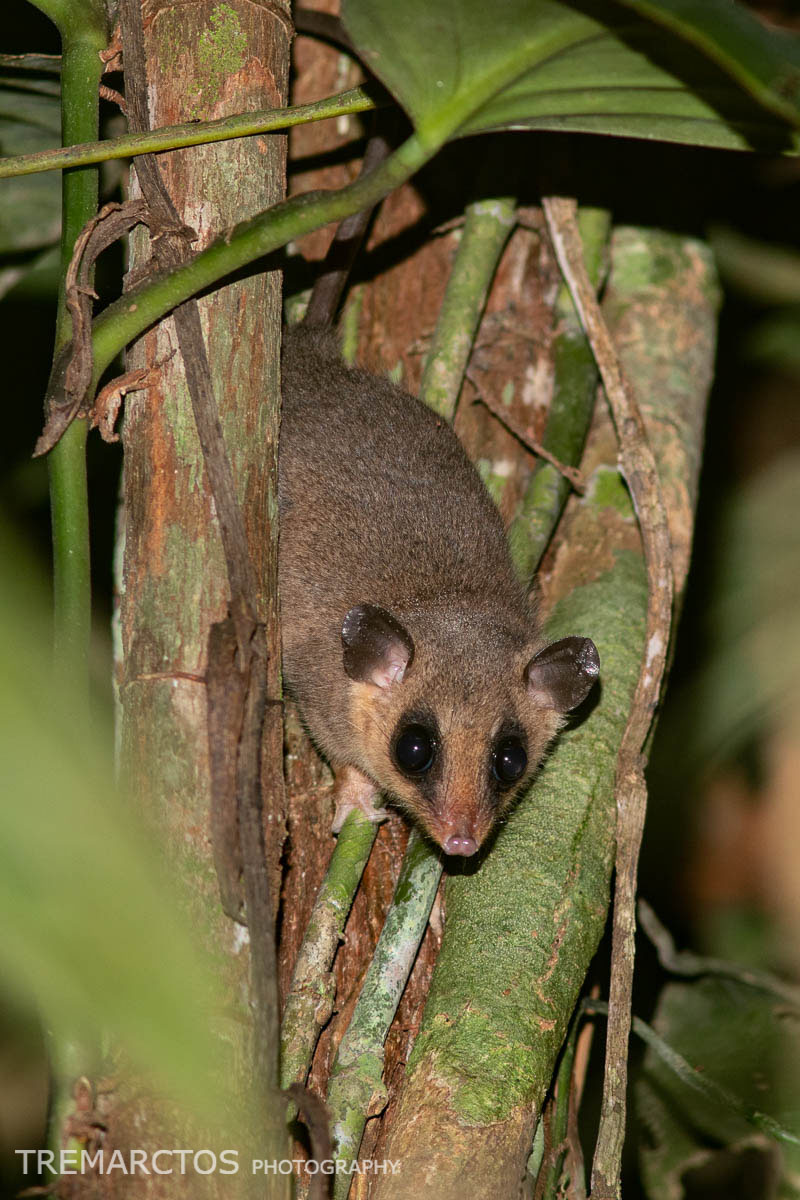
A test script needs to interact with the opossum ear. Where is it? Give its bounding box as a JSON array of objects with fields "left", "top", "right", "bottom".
[
  {"left": 524, "top": 637, "right": 599, "bottom": 711},
  {"left": 342, "top": 604, "right": 415, "bottom": 688}
]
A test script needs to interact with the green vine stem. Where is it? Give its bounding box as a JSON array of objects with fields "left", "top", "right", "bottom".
[
  {"left": 420, "top": 195, "right": 516, "bottom": 421},
  {"left": 43, "top": 131, "right": 435, "bottom": 424},
  {"left": 508, "top": 206, "right": 610, "bottom": 581},
  {"left": 0, "top": 86, "right": 376, "bottom": 179},
  {"left": 280, "top": 810, "right": 378, "bottom": 1090},
  {"left": 33, "top": 0, "right": 107, "bottom": 693},
  {"left": 326, "top": 831, "right": 442, "bottom": 1198},
  {"left": 28, "top": 0, "right": 107, "bottom": 1151}
]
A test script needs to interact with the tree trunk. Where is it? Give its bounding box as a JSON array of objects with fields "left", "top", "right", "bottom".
[{"left": 108, "top": 0, "right": 290, "bottom": 1193}]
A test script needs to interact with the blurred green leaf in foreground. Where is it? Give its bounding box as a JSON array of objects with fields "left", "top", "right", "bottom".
[{"left": 0, "top": 521, "right": 226, "bottom": 1121}]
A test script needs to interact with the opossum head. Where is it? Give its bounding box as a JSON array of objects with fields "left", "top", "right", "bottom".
[{"left": 341, "top": 602, "right": 599, "bottom": 857}]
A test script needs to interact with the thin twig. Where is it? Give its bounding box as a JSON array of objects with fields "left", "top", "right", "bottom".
[
  {"left": 584, "top": 1000, "right": 800, "bottom": 1150},
  {"left": 280, "top": 811, "right": 379, "bottom": 1089},
  {"left": 542, "top": 195, "right": 674, "bottom": 1200},
  {"left": 507, "top": 207, "right": 609, "bottom": 582},
  {"left": 0, "top": 52, "right": 61, "bottom": 72},
  {"left": 303, "top": 127, "right": 392, "bottom": 328},
  {"left": 468, "top": 370, "right": 585, "bottom": 491},
  {"left": 294, "top": 5, "right": 354, "bottom": 51},
  {"left": 0, "top": 87, "right": 376, "bottom": 180},
  {"left": 638, "top": 900, "right": 800, "bottom": 1010},
  {"left": 36, "top": 199, "right": 148, "bottom": 456}
]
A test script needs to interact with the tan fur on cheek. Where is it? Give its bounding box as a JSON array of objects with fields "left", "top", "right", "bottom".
[
  {"left": 346, "top": 680, "right": 433, "bottom": 818},
  {"left": 348, "top": 680, "right": 392, "bottom": 770},
  {"left": 526, "top": 708, "right": 565, "bottom": 766},
  {"left": 347, "top": 679, "right": 420, "bottom": 799}
]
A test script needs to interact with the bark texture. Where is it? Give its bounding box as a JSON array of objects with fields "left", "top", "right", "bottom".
[{"left": 111, "top": 0, "right": 289, "bottom": 1192}]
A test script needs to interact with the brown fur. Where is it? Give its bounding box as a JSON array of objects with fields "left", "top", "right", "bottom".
[{"left": 278, "top": 327, "right": 569, "bottom": 852}]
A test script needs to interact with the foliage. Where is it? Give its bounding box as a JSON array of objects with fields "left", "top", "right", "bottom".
[
  {"left": 638, "top": 976, "right": 800, "bottom": 1196},
  {"left": 0, "top": 65, "right": 59, "bottom": 269},
  {"left": 0, "top": 524, "right": 226, "bottom": 1118},
  {"left": 344, "top": 0, "right": 800, "bottom": 149}
]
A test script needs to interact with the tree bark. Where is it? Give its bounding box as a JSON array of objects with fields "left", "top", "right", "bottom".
[{"left": 109, "top": 0, "right": 290, "bottom": 1193}]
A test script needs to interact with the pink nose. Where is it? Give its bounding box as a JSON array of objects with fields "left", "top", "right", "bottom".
[{"left": 443, "top": 834, "right": 478, "bottom": 857}]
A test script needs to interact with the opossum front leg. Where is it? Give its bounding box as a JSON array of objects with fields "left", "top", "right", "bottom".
[{"left": 331, "top": 764, "right": 389, "bottom": 831}]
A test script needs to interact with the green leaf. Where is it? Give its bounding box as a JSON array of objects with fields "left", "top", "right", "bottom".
[
  {"left": 614, "top": 0, "right": 800, "bottom": 127},
  {"left": 637, "top": 977, "right": 800, "bottom": 1198},
  {"left": 342, "top": 0, "right": 800, "bottom": 153},
  {"left": 0, "top": 525, "right": 226, "bottom": 1120},
  {"left": 0, "top": 77, "right": 61, "bottom": 255},
  {"left": 710, "top": 224, "right": 800, "bottom": 306},
  {"left": 747, "top": 307, "right": 800, "bottom": 375},
  {"left": 666, "top": 453, "right": 800, "bottom": 770}
]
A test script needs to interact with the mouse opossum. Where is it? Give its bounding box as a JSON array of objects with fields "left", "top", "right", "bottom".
[{"left": 278, "top": 325, "right": 599, "bottom": 857}]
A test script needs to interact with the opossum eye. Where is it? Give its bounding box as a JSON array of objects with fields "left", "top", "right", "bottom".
[
  {"left": 492, "top": 737, "right": 527, "bottom": 786},
  {"left": 393, "top": 724, "right": 436, "bottom": 776}
]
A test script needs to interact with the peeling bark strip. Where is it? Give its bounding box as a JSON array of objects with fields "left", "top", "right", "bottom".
[
  {"left": 229, "top": 615, "right": 281, "bottom": 1111},
  {"left": 90, "top": 363, "right": 166, "bottom": 443},
  {"left": 115, "top": 0, "right": 290, "bottom": 1193},
  {"left": 542, "top": 196, "right": 675, "bottom": 1200},
  {"left": 35, "top": 199, "right": 148, "bottom": 456},
  {"left": 284, "top": 1084, "right": 333, "bottom": 1200},
  {"left": 207, "top": 619, "right": 248, "bottom": 920}
]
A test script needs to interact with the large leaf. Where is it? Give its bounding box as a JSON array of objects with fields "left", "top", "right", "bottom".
[
  {"left": 0, "top": 75, "right": 61, "bottom": 255},
  {"left": 0, "top": 525, "right": 226, "bottom": 1119},
  {"left": 637, "top": 976, "right": 800, "bottom": 1198},
  {"left": 655, "top": 453, "right": 800, "bottom": 773},
  {"left": 615, "top": 0, "right": 800, "bottom": 126},
  {"left": 342, "top": 0, "right": 800, "bottom": 153}
]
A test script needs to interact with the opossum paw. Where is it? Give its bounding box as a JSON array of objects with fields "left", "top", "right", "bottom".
[{"left": 331, "top": 764, "right": 389, "bottom": 832}]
